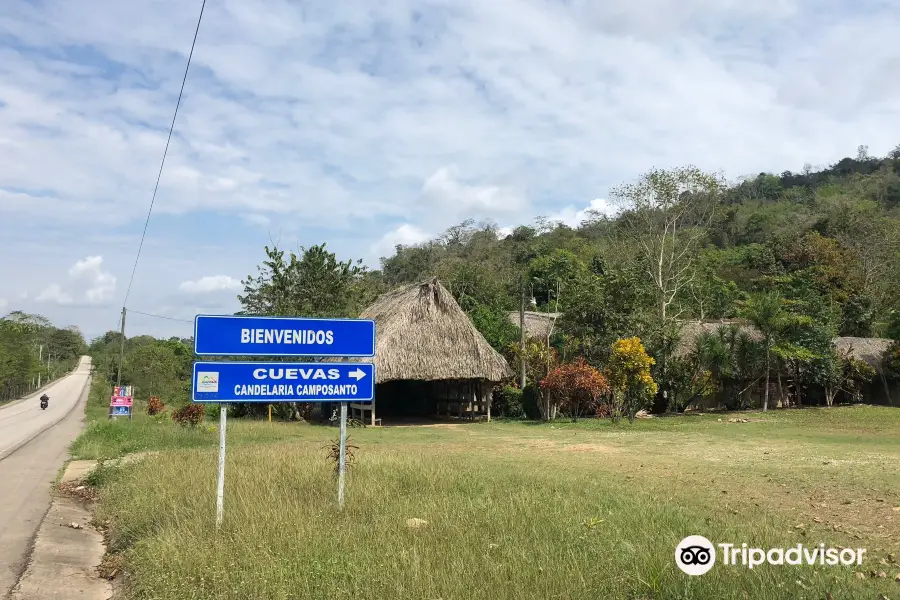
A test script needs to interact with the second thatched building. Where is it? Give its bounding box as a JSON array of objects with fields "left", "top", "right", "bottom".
[{"left": 341, "top": 277, "right": 512, "bottom": 424}]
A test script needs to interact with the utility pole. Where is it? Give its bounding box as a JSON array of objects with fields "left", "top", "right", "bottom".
[
  {"left": 519, "top": 275, "right": 526, "bottom": 389},
  {"left": 116, "top": 307, "right": 127, "bottom": 387},
  {"left": 37, "top": 345, "right": 43, "bottom": 388}
]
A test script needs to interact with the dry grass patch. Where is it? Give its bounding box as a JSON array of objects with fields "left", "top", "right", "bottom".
[{"left": 76, "top": 405, "right": 900, "bottom": 599}]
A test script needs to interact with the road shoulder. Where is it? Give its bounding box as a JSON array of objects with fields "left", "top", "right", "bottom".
[{"left": 9, "top": 462, "right": 110, "bottom": 600}]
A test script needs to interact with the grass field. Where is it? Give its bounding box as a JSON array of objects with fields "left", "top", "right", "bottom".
[{"left": 75, "top": 379, "right": 900, "bottom": 599}]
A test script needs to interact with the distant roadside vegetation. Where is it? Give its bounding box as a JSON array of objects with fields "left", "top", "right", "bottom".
[{"left": 0, "top": 311, "right": 86, "bottom": 404}]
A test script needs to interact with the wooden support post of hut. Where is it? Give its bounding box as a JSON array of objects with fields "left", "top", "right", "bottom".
[
  {"left": 350, "top": 402, "right": 380, "bottom": 427},
  {"left": 482, "top": 381, "right": 493, "bottom": 422}
]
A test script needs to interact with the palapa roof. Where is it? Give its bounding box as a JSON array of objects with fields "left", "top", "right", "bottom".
[
  {"left": 507, "top": 311, "right": 561, "bottom": 340},
  {"left": 673, "top": 319, "right": 763, "bottom": 358},
  {"left": 674, "top": 322, "right": 892, "bottom": 370},
  {"left": 833, "top": 336, "right": 892, "bottom": 372},
  {"left": 345, "top": 278, "right": 513, "bottom": 384}
]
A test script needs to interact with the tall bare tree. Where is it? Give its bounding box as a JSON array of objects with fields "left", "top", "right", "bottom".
[{"left": 611, "top": 166, "right": 724, "bottom": 324}]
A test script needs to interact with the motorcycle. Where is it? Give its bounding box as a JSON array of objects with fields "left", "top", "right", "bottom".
[{"left": 40, "top": 395, "right": 49, "bottom": 410}]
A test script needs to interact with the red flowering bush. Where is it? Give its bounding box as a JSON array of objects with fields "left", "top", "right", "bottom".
[
  {"left": 147, "top": 396, "right": 165, "bottom": 416},
  {"left": 540, "top": 359, "right": 610, "bottom": 421},
  {"left": 171, "top": 404, "right": 205, "bottom": 427}
]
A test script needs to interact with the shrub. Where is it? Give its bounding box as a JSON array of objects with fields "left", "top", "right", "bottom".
[
  {"left": 540, "top": 359, "right": 610, "bottom": 421},
  {"left": 493, "top": 385, "right": 525, "bottom": 419},
  {"left": 171, "top": 404, "right": 205, "bottom": 427},
  {"left": 84, "top": 460, "right": 125, "bottom": 488},
  {"left": 521, "top": 385, "right": 542, "bottom": 420},
  {"left": 885, "top": 310, "right": 900, "bottom": 341},
  {"left": 883, "top": 340, "right": 900, "bottom": 380},
  {"left": 147, "top": 396, "right": 165, "bottom": 416},
  {"left": 324, "top": 435, "right": 359, "bottom": 477},
  {"left": 604, "top": 337, "right": 658, "bottom": 423}
]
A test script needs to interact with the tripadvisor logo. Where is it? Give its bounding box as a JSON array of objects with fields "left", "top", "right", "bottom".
[
  {"left": 676, "top": 535, "right": 716, "bottom": 575},
  {"left": 675, "top": 535, "right": 866, "bottom": 576}
]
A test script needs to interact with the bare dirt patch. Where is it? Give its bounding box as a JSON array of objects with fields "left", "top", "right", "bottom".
[
  {"left": 560, "top": 443, "right": 618, "bottom": 453},
  {"left": 58, "top": 480, "right": 100, "bottom": 503},
  {"left": 391, "top": 423, "right": 463, "bottom": 429}
]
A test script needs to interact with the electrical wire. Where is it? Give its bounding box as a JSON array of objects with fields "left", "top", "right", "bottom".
[
  {"left": 128, "top": 309, "right": 194, "bottom": 324},
  {"left": 122, "top": 0, "right": 208, "bottom": 306}
]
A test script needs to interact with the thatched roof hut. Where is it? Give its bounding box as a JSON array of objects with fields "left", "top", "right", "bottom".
[
  {"left": 674, "top": 323, "right": 892, "bottom": 373},
  {"left": 673, "top": 319, "right": 763, "bottom": 358},
  {"left": 833, "top": 336, "right": 892, "bottom": 372},
  {"left": 507, "top": 311, "right": 561, "bottom": 340},
  {"left": 348, "top": 278, "right": 512, "bottom": 384}
]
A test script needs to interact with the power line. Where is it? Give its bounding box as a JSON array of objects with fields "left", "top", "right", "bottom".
[
  {"left": 128, "top": 309, "right": 194, "bottom": 324},
  {"left": 122, "top": 0, "right": 208, "bottom": 307}
]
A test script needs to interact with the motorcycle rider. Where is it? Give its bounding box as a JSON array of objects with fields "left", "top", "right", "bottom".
[{"left": 40, "top": 393, "right": 49, "bottom": 407}]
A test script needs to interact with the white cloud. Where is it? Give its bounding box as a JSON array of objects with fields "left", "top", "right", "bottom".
[
  {"left": 369, "top": 223, "right": 432, "bottom": 266},
  {"left": 36, "top": 284, "right": 73, "bottom": 305},
  {"left": 421, "top": 165, "right": 527, "bottom": 221},
  {"left": 2, "top": 0, "right": 899, "bottom": 336},
  {"left": 0, "top": 297, "right": 8, "bottom": 313},
  {"left": 240, "top": 213, "right": 272, "bottom": 229},
  {"left": 179, "top": 275, "right": 242, "bottom": 294},
  {"left": 547, "top": 198, "right": 618, "bottom": 228},
  {"left": 68, "top": 256, "right": 117, "bottom": 303},
  {"left": 35, "top": 256, "right": 116, "bottom": 306}
]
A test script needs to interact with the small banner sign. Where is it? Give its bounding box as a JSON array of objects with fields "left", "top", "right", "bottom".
[{"left": 109, "top": 388, "right": 134, "bottom": 420}]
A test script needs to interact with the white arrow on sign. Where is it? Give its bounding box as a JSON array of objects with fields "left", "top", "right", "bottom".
[{"left": 348, "top": 368, "right": 367, "bottom": 381}]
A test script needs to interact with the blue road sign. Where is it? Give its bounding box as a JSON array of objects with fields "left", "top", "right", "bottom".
[
  {"left": 192, "top": 361, "right": 375, "bottom": 403},
  {"left": 193, "top": 315, "right": 376, "bottom": 357}
]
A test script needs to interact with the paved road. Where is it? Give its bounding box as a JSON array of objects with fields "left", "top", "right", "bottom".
[{"left": 0, "top": 357, "right": 92, "bottom": 598}]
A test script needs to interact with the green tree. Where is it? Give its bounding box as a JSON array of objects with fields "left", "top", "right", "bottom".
[
  {"left": 239, "top": 243, "right": 374, "bottom": 319},
  {"left": 741, "top": 292, "right": 790, "bottom": 411},
  {"left": 526, "top": 249, "right": 587, "bottom": 309},
  {"left": 469, "top": 305, "right": 520, "bottom": 355},
  {"left": 509, "top": 339, "right": 558, "bottom": 421},
  {"left": 0, "top": 312, "right": 85, "bottom": 399},
  {"left": 885, "top": 311, "right": 900, "bottom": 341},
  {"left": 611, "top": 166, "right": 725, "bottom": 324},
  {"left": 604, "top": 337, "right": 658, "bottom": 423},
  {"left": 560, "top": 265, "right": 653, "bottom": 365},
  {"left": 123, "top": 343, "right": 181, "bottom": 402},
  {"left": 817, "top": 348, "right": 877, "bottom": 407}
]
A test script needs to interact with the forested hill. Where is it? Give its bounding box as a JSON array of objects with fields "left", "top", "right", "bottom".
[
  {"left": 74, "top": 147, "right": 900, "bottom": 413},
  {"left": 374, "top": 147, "right": 900, "bottom": 351}
]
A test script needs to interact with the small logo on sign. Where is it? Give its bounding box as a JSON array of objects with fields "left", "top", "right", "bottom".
[{"left": 197, "top": 372, "right": 219, "bottom": 393}]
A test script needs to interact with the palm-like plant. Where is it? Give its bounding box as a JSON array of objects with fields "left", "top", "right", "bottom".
[{"left": 741, "top": 292, "right": 790, "bottom": 411}]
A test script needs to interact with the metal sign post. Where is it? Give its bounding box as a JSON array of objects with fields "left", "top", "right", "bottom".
[
  {"left": 216, "top": 406, "right": 226, "bottom": 527},
  {"left": 337, "top": 402, "right": 348, "bottom": 507},
  {"left": 192, "top": 315, "right": 376, "bottom": 523}
]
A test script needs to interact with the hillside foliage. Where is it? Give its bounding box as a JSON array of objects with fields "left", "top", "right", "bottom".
[{"left": 74, "top": 146, "right": 900, "bottom": 414}]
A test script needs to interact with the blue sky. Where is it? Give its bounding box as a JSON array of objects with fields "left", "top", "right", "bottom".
[{"left": 1, "top": 0, "right": 899, "bottom": 341}]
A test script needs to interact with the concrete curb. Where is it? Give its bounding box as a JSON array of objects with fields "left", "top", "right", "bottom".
[
  {"left": 8, "top": 489, "right": 111, "bottom": 600},
  {"left": 0, "top": 367, "right": 92, "bottom": 462}
]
